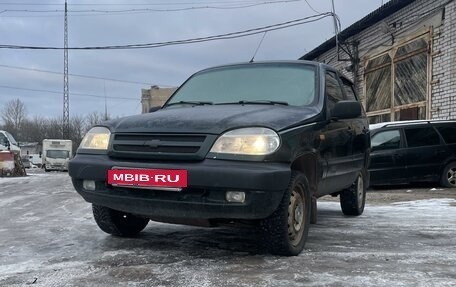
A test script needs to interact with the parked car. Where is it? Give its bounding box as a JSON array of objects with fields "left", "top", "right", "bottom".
[
  {"left": 69, "top": 61, "right": 370, "bottom": 256},
  {"left": 21, "top": 156, "right": 31, "bottom": 169},
  {"left": 369, "top": 120, "right": 456, "bottom": 188}
]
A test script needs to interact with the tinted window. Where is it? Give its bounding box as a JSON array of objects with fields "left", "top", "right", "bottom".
[
  {"left": 371, "top": 130, "right": 401, "bottom": 151},
  {"left": 341, "top": 78, "right": 357, "bottom": 101},
  {"left": 437, "top": 126, "right": 456, "bottom": 144},
  {"left": 405, "top": 127, "right": 440, "bottom": 147},
  {"left": 325, "top": 71, "right": 344, "bottom": 111}
]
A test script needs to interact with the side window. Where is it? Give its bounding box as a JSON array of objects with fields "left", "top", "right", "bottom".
[
  {"left": 371, "top": 130, "right": 401, "bottom": 151},
  {"left": 325, "top": 71, "right": 344, "bottom": 112},
  {"left": 0, "top": 133, "right": 8, "bottom": 146},
  {"left": 437, "top": 126, "right": 456, "bottom": 144},
  {"left": 405, "top": 127, "right": 440, "bottom": 148},
  {"left": 341, "top": 78, "right": 357, "bottom": 101}
]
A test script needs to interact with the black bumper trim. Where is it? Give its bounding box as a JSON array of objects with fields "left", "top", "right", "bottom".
[{"left": 69, "top": 154, "right": 291, "bottom": 219}]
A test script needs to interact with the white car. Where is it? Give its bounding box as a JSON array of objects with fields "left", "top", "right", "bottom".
[{"left": 0, "top": 130, "right": 20, "bottom": 153}]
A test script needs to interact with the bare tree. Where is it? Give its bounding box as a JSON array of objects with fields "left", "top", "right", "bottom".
[
  {"left": 21, "top": 115, "right": 48, "bottom": 143},
  {"left": 85, "top": 111, "right": 109, "bottom": 132},
  {"left": 69, "top": 115, "right": 86, "bottom": 151},
  {"left": 1, "top": 99, "right": 27, "bottom": 139},
  {"left": 45, "top": 117, "right": 64, "bottom": 139}
]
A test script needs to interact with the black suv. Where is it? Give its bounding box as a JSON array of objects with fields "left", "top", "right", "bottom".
[
  {"left": 369, "top": 120, "right": 456, "bottom": 188},
  {"left": 69, "top": 61, "right": 370, "bottom": 256}
]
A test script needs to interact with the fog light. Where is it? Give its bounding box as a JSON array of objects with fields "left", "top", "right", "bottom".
[
  {"left": 226, "top": 191, "right": 245, "bottom": 203},
  {"left": 83, "top": 180, "right": 96, "bottom": 191}
]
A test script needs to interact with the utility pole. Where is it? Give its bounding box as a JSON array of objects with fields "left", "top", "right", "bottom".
[
  {"left": 63, "top": 0, "right": 70, "bottom": 139},
  {"left": 331, "top": 0, "right": 339, "bottom": 56}
]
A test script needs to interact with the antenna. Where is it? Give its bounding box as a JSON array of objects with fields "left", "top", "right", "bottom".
[
  {"left": 63, "top": 0, "right": 69, "bottom": 139},
  {"left": 104, "top": 81, "right": 108, "bottom": 120},
  {"left": 249, "top": 32, "right": 267, "bottom": 63}
]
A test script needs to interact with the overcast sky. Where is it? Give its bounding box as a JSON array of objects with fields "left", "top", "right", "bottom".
[{"left": 0, "top": 0, "right": 386, "bottom": 120}]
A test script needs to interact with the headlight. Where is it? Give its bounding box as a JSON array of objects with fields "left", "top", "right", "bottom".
[
  {"left": 210, "top": 127, "right": 280, "bottom": 155},
  {"left": 79, "top": 127, "right": 110, "bottom": 150}
]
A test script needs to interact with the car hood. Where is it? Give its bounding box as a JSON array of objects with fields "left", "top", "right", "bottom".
[{"left": 104, "top": 105, "right": 321, "bottom": 134}]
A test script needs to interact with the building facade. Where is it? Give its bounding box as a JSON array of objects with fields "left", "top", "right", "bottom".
[
  {"left": 141, "top": 86, "right": 177, "bottom": 113},
  {"left": 300, "top": 0, "right": 456, "bottom": 123}
]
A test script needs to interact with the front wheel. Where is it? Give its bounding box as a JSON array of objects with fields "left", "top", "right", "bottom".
[
  {"left": 92, "top": 204, "right": 149, "bottom": 237},
  {"left": 340, "top": 170, "right": 366, "bottom": 216},
  {"left": 261, "top": 172, "right": 311, "bottom": 256},
  {"left": 440, "top": 162, "right": 456, "bottom": 188}
]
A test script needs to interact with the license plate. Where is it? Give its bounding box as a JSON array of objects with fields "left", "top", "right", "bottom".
[{"left": 107, "top": 169, "right": 187, "bottom": 188}]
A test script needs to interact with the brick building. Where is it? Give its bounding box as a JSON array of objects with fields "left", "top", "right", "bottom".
[
  {"left": 300, "top": 0, "right": 455, "bottom": 123},
  {"left": 141, "top": 86, "right": 177, "bottom": 113}
]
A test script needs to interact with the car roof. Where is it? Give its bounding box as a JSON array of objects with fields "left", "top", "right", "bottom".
[
  {"left": 370, "top": 120, "right": 456, "bottom": 130},
  {"left": 193, "top": 60, "right": 353, "bottom": 85},
  {"left": 196, "top": 60, "right": 320, "bottom": 72}
]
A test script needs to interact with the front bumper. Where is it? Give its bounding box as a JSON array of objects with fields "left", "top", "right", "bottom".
[
  {"left": 69, "top": 154, "right": 291, "bottom": 220},
  {"left": 46, "top": 164, "right": 67, "bottom": 171}
]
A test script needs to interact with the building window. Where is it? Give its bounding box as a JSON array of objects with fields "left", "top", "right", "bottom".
[{"left": 364, "top": 34, "right": 429, "bottom": 124}]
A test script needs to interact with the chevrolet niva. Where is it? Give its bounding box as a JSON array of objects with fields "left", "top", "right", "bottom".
[{"left": 69, "top": 61, "right": 370, "bottom": 256}]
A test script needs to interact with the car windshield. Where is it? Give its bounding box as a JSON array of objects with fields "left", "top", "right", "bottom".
[
  {"left": 5, "top": 132, "right": 18, "bottom": 145},
  {"left": 166, "top": 64, "right": 317, "bottom": 107},
  {"left": 47, "top": 150, "right": 70, "bottom": 159}
]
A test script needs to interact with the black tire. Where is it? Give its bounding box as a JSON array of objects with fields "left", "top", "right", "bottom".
[
  {"left": 92, "top": 204, "right": 149, "bottom": 237},
  {"left": 261, "top": 172, "right": 311, "bottom": 256},
  {"left": 440, "top": 162, "right": 456, "bottom": 188},
  {"left": 340, "top": 169, "right": 366, "bottom": 216}
]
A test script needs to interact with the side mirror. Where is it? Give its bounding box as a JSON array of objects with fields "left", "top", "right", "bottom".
[
  {"left": 149, "top": 106, "right": 161, "bottom": 113},
  {"left": 5, "top": 140, "right": 10, "bottom": 150},
  {"left": 331, "top": 100, "right": 362, "bottom": 120}
]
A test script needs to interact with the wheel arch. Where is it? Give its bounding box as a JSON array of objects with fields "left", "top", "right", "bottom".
[
  {"left": 441, "top": 159, "right": 456, "bottom": 174},
  {"left": 290, "top": 153, "right": 318, "bottom": 196},
  {"left": 440, "top": 160, "right": 456, "bottom": 187}
]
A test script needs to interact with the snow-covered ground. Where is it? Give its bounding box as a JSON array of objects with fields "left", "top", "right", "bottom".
[{"left": 1, "top": 171, "right": 455, "bottom": 286}]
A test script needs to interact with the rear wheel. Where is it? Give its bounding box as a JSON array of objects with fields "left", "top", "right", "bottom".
[
  {"left": 261, "top": 172, "right": 311, "bottom": 256},
  {"left": 340, "top": 170, "right": 366, "bottom": 216},
  {"left": 440, "top": 162, "right": 456, "bottom": 188},
  {"left": 92, "top": 204, "right": 149, "bottom": 237}
]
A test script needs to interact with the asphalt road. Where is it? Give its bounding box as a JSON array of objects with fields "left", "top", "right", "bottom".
[{"left": 1, "top": 170, "right": 456, "bottom": 287}]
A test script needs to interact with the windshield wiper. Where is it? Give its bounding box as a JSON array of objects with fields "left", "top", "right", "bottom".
[
  {"left": 216, "top": 100, "right": 289, "bottom": 106},
  {"left": 165, "top": 101, "right": 213, "bottom": 107}
]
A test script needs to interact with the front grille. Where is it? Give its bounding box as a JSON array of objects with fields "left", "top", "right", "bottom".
[{"left": 109, "top": 133, "right": 215, "bottom": 161}]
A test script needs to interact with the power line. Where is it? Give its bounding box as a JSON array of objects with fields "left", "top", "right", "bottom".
[
  {"left": 0, "top": 0, "right": 298, "bottom": 6},
  {"left": 0, "top": 84, "right": 138, "bottom": 101},
  {"left": 3, "top": 4, "right": 293, "bottom": 13},
  {"left": 0, "top": 13, "right": 334, "bottom": 50},
  {"left": 304, "top": 0, "right": 321, "bottom": 14},
  {"left": 0, "top": 0, "right": 302, "bottom": 16},
  {"left": 0, "top": 64, "right": 174, "bottom": 87}
]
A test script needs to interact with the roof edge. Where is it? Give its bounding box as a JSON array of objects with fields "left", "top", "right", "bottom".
[{"left": 300, "top": 0, "right": 416, "bottom": 60}]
